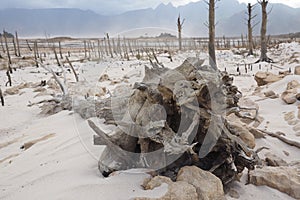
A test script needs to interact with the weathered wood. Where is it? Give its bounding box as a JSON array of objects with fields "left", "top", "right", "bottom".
[
  {"left": 5, "top": 70, "right": 12, "bottom": 87},
  {"left": 66, "top": 56, "right": 79, "bottom": 82},
  {"left": 89, "top": 57, "right": 258, "bottom": 184},
  {"left": 0, "top": 88, "right": 4, "bottom": 106},
  {"left": 259, "top": 129, "right": 300, "bottom": 149},
  {"left": 3, "top": 30, "right": 12, "bottom": 65}
]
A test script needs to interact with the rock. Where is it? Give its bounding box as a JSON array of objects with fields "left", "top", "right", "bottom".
[
  {"left": 4, "top": 87, "right": 19, "bottom": 95},
  {"left": 136, "top": 176, "right": 198, "bottom": 200},
  {"left": 249, "top": 166, "right": 300, "bottom": 199},
  {"left": 296, "top": 93, "right": 300, "bottom": 101},
  {"left": 294, "top": 66, "right": 300, "bottom": 75},
  {"left": 293, "top": 124, "right": 300, "bottom": 132},
  {"left": 264, "top": 90, "right": 276, "bottom": 97},
  {"left": 176, "top": 166, "right": 225, "bottom": 200},
  {"left": 264, "top": 152, "right": 288, "bottom": 166},
  {"left": 99, "top": 74, "right": 110, "bottom": 82},
  {"left": 281, "top": 91, "right": 297, "bottom": 104},
  {"left": 226, "top": 121, "right": 256, "bottom": 148},
  {"left": 286, "top": 80, "right": 300, "bottom": 90},
  {"left": 247, "top": 127, "right": 265, "bottom": 139},
  {"left": 254, "top": 72, "right": 283, "bottom": 86},
  {"left": 228, "top": 189, "right": 240, "bottom": 199}
]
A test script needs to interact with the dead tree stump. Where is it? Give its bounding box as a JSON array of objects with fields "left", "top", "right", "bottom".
[{"left": 89, "top": 58, "right": 258, "bottom": 184}]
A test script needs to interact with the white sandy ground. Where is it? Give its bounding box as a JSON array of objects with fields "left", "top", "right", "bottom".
[{"left": 0, "top": 42, "right": 300, "bottom": 199}]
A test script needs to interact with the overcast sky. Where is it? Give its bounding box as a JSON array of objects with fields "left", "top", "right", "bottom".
[{"left": 0, "top": 0, "right": 299, "bottom": 15}]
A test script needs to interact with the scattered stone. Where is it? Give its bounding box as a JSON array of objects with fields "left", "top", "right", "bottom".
[
  {"left": 294, "top": 65, "right": 300, "bottom": 75},
  {"left": 293, "top": 124, "right": 300, "bottom": 132},
  {"left": 281, "top": 91, "right": 297, "bottom": 104},
  {"left": 5, "top": 87, "right": 19, "bottom": 95},
  {"left": 228, "top": 189, "right": 240, "bottom": 199},
  {"left": 264, "top": 152, "right": 288, "bottom": 167},
  {"left": 296, "top": 93, "right": 300, "bottom": 101},
  {"left": 286, "top": 80, "right": 300, "bottom": 90},
  {"left": 284, "top": 111, "right": 295, "bottom": 121},
  {"left": 136, "top": 176, "right": 198, "bottom": 200},
  {"left": 264, "top": 90, "right": 276, "bottom": 97},
  {"left": 283, "top": 150, "right": 290, "bottom": 156},
  {"left": 99, "top": 74, "right": 110, "bottom": 82},
  {"left": 176, "top": 166, "right": 225, "bottom": 200},
  {"left": 226, "top": 121, "right": 256, "bottom": 148},
  {"left": 254, "top": 72, "right": 283, "bottom": 86},
  {"left": 250, "top": 165, "right": 300, "bottom": 199}
]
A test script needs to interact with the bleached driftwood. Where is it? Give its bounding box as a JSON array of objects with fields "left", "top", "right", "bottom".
[{"left": 89, "top": 57, "right": 259, "bottom": 184}]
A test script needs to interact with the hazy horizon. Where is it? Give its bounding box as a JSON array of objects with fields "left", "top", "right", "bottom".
[{"left": 0, "top": 0, "right": 299, "bottom": 15}]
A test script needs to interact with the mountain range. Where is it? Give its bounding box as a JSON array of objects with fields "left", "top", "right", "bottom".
[{"left": 0, "top": 0, "right": 300, "bottom": 38}]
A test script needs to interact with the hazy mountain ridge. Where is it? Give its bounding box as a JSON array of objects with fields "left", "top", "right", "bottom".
[{"left": 0, "top": 0, "right": 299, "bottom": 37}]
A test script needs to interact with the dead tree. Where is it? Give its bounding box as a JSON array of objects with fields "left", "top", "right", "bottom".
[
  {"left": 177, "top": 14, "right": 185, "bottom": 51},
  {"left": 207, "top": 0, "right": 217, "bottom": 70},
  {"left": 106, "top": 33, "right": 113, "bottom": 58},
  {"left": 6, "top": 70, "right": 12, "bottom": 87},
  {"left": 58, "top": 41, "right": 63, "bottom": 59},
  {"left": 3, "top": 30, "right": 12, "bottom": 65},
  {"left": 90, "top": 58, "right": 258, "bottom": 184},
  {"left": 66, "top": 56, "right": 79, "bottom": 82},
  {"left": 12, "top": 37, "right": 17, "bottom": 56},
  {"left": 257, "top": 0, "right": 273, "bottom": 62},
  {"left": 0, "top": 88, "right": 4, "bottom": 106},
  {"left": 15, "top": 31, "right": 21, "bottom": 57},
  {"left": 53, "top": 45, "right": 61, "bottom": 66},
  {"left": 26, "top": 40, "right": 33, "bottom": 51},
  {"left": 246, "top": 3, "right": 258, "bottom": 55},
  {"left": 33, "top": 41, "right": 39, "bottom": 67}
]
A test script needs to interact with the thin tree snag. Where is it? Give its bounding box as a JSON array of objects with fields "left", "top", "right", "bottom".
[
  {"left": 33, "top": 41, "right": 39, "bottom": 67},
  {"left": 15, "top": 31, "right": 21, "bottom": 57},
  {"left": 6, "top": 70, "right": 12, "bottom": 87},
  {"left": 0, "top": 88, "right": 4, "bottom": 106},
  {"left": 3, "top": 30, "right": 12, "bottom": 65},
  {"left": 66, "top": 56, "right": 79, "bottom": 82},
  {"left": 177, "top": 14, "right": 185, "bottom": 51},
  {"left": 34, "top": 59, "right": 68, "bottom": 96},
  {"left": 247, "top": 3, "right": 255, "bottom": 55},
  {"left": 58, "top": 41, "right": 63, "bottom": 59},
  {"left": 12, "top": 37, "right": 17, "bottom": 56},
  {"left": 106, "top": 33, "right": 113, "bottom": 58},
  {"left": 26, "top": 40, "right": 33, "bottom": 51},
  {"left": 257, "top": 0, "right": 273, "bottom": 63},
  {"left": 259, "top": 129, "right": 300, "bottom": 149},
  {"left": 208, "top": 0, "right": 217, "bottom": 70},
  {"left": 53, "top": 45, "right": 61, "bottom": 66}
]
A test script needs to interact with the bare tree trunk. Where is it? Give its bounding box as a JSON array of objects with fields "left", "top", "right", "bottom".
[
  {"left": 106, "top": 33, "right": 113, "bottom": 58},
  {"left": 6, "top": 70, "right": 12, "bottom": 87},
  {"left": 84, "top": 40, "right": 87, "bottom": 59},
  {"left": 247, "top": 3, "right": 254, "bottom": 55},
  {"left": 59, "top": 41, "right": 63, "bottom": 59},
  {"left": 257, "top": 0, "right": 272, "bottom": 62},
  {"left": 26, "top": 40, "right": 33, "bottom": 51},
  {"left": 208, "top": 0, "right": 217, "bottom": 70},
  {"left": 3, "top": 31, "right": 12, "bottom": 65},
  {"left": 177, "top": 15, "right": 185, "bottom": 51},
  {"left": 0, "top": 88, "right": 4, "bottom": 106},
  {"left": 33, "top": 41, "right": 39, "bottom": 67},
  {"left": 15, "top": 31, "right": 21, "bottom": 57},
  {"left": 66, "top": 56, "right": 79, "bottom": 82},
  {"left": 12, "top": 37, "right": 17, "bottom": 56},
  {"left": 53, "top": 45, "right": 61, "bottom": 66}
]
